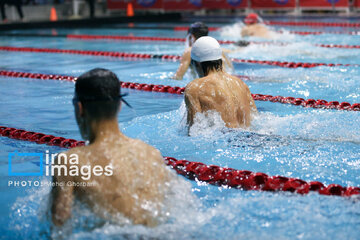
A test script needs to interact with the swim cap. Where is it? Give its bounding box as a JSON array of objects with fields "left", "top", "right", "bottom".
[
  {"left": 244, "top": 13, "right": 259, "bottom": 24},
  {"left": 191, "top": 36, "right": 222, "bottom": 62}
]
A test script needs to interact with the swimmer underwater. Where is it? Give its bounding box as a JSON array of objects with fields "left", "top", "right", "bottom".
[
  {"left": 172, "top": 22, "right": 234, "bottom": 80},
  {"left": 185, "top": 36, "right": 257, "bottom": 132},
  {"left": 50, "top": 68, "right": 175, "bottom": 228}
]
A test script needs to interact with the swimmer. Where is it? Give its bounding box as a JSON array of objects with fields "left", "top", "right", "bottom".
[
  {"left": 51, "top": 68, "right": 171, "bottom": 227},
  {"left": 185, "top": 36, "right": 257, "bottom": 131},
  {"left": 172, "top": 22, "right": 233, "bottom": 80},
  {"left": 241, "top": 13, "right": 273, "bottom": 39}
]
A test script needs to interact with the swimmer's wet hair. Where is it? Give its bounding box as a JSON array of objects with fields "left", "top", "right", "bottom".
[
  {"left": 188, "top": 22, "right": 209, "bottom": 40},
  {"left": 200, "top": 59, "right": 223, "bottom": 76},
  {"left": 75, "top": 68, "right": 121, "bottom": 121}
]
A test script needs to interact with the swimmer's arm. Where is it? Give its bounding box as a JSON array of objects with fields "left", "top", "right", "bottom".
[
  {"left": 50, "top": 157, "right": 74, "bottom": 226},
  {"left": 235, "top": 77, "right": 257, "bottom": 114},
  {"left": 246, "top": 86, "right": 258, "bottom": 114},
  {"left": 184, "top": 86, "right": 201, "bottom": 128},
  {"left": 250, "top": 95, "right": 257, "bottom": 114},
  {"left": 241, "top": 28, "right": 251, "bottom": 37},
  {"left": 172, "top": 49, "right": 191, "bottom": 80},
  {"left": 222, "top": 48, "right": 232, "bottom": 54},
  {"left": 222, "top": 47, "right": 246, "bottom": 54},
  {"left": 222, "top": 51, "right": 234, "bottom": 72}
]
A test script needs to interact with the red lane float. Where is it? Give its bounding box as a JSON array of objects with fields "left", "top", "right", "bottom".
[
  {"left": 175, "top": 27, "right": 360, "bottom": 36},
  {"left": 0, "top": 126, "right": 85, "bottom": 148},
  {"left": 1, "top": 70, "right": 359, "bottom": 112},
  {"left": 230, "top": 58, "right": 359, "bottom": 68},
  {"left": 0, "top": 70, "right": 76, "bottom": 82},
  {"left": 67, "top": 34, "right": 360, "bottom": 49},
  {"left": 67, "top": 34, "right": 187, "bottom": 42},
  {"left": 1, "top": 46, "right": 358, "bottom": 69},
  {"left": 0, "top": 126, "right": 359, "bottom": 197},
  {"left": 267, "top": 20, "right": 359, "bottom": 28}
]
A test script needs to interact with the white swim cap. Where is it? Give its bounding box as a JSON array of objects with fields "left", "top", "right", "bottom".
[{"left": 191, "top": 36, "right": 222, "bottom": 62}]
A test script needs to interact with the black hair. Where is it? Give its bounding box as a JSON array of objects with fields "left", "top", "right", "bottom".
[
  {"left": 200, "top": 59, "right": 223, "bottom": 76},
  {"left": 188, "top": 22, "right": 209, "bottom": 40},
  {"left": 75, "top": 68, "right": 121, "bottom": 121}
]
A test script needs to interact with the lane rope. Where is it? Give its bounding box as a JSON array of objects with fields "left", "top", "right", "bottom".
[
  {"left": 66, "top": 34, "right": 360, "bottom": 50},
  {"left": 1, "top": 70, "right": 359, "bottom": 112},
  {"left": 174, "top": 26, "right": 360, "bottom": 36},
  {"left": 277, "top": 30, "right": 360, "bottom": 36},
  {"left": 0, "top": 46, "right": 358, "bottom": 69},
  {"left": 266, "top": 20, "right": 360, "bottom": 28},
  {"left": 0, "top": 126, "right": 358, "bottom": 197}
]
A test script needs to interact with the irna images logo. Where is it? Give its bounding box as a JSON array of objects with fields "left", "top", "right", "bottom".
[{"left": 8, "top": 150, "right": 113, "bottom": 180}]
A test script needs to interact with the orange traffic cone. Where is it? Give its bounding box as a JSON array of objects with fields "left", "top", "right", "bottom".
[
  {"left": 127, "top": 3, "right": 134, "bottom": 17},
  {"left": 50, "top": 7, "right": 58, "bottom": 21}
]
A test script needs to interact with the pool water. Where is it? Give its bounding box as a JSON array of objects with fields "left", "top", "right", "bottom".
[{"left": 0, "top": 19, "right": 359, "bottom": 239}]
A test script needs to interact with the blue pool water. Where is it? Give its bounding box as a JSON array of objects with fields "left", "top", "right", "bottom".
[{"left": 0, "top": 19, "right": 359, "bottom": 239}]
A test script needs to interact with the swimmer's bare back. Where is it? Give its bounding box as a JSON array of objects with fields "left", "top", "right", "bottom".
[
  {"left": 241, "top": 24, "right": 272, "bottom": 39},
  {"left": 185, "top": 71, "right": 257, "bottom": 128},
  {"left": 51, "top": 132, "right": 170, "bottom": 227}
]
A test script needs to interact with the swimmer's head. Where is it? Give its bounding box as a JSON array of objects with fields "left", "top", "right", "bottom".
[
  {"left": 73, "top": 68, "right": 130, "bottom": 140},
  {"left": 187, "top": 22, "right": 209, "bottom": 47},
  {"left": 244, "top": 13, "right": 259, "bottom": 25},
  {"left": 188, "top": 22, "right": 209, "bottom": 39},
  {"left": 191, "top": 36, "right": 222, "bottom": 77}
]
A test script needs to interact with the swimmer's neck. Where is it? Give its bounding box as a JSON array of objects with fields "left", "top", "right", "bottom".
[
  {"left": 205, "top": 69, "right": 226, "bottom": 77},
  {"left": 88, "top": 119, "right": 125, "bottom": 144}
]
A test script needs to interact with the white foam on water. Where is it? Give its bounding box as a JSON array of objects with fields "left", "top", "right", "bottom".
[
  {"left": 219, "top": 22, "right": 244, "bottom": 38},
  {"left": 251, "top": 110, "right": 360, "bottom": 144},
  {"left": 188, "top": 110, "right": 227, "bottom": 138}
]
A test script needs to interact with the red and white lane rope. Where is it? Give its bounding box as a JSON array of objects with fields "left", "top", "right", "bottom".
[
  {"left": 174, "top": 26, "right": 360, "bottom": 36},
  {"left": 266, "top": 20, "right": 360, "bottom": 28},
  {"left": 1, "top": 70, "right": 359, "bottom": 111},
  {"left": 67, "top": 34, "right": 360, "bottom": 50},
  {"left": 1, "top": 46, "right": 358, "bottom": 68},
  {"left": 277, "top": 30, "right": 360, "bottom": 36},
  {"left": 0, "top": 126, "right": 359, "bottom": 197}
]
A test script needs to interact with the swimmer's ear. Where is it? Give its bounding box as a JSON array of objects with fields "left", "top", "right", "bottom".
[{"left": 77, "top": 102, "right": 84, "bottom": 116}]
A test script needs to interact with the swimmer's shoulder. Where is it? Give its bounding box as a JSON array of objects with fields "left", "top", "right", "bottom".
[
  {"left": 63, "top": 145, "right": 94, "bottom": 168},
  {"left": 230, "top": 74, "right": 248, "bottom": 86},
  {"left": 229, "top": 75, "right": 252, "bottom": 98},
  {"left": 57, "top": 145, "right": 87, "bottom": 163},
  {"left": 185, "top": 77, "right": 208, "bottom": 96},
  {"left": 187, "top": 76, "right": 209, "bottom": 87},
  {"left": 126, "top": 138, "right": 163, "bottom": 161}
]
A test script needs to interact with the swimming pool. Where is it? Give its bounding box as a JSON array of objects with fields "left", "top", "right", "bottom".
[{"left": 0, "top": 18, "right": 359, "bottom": 239}]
